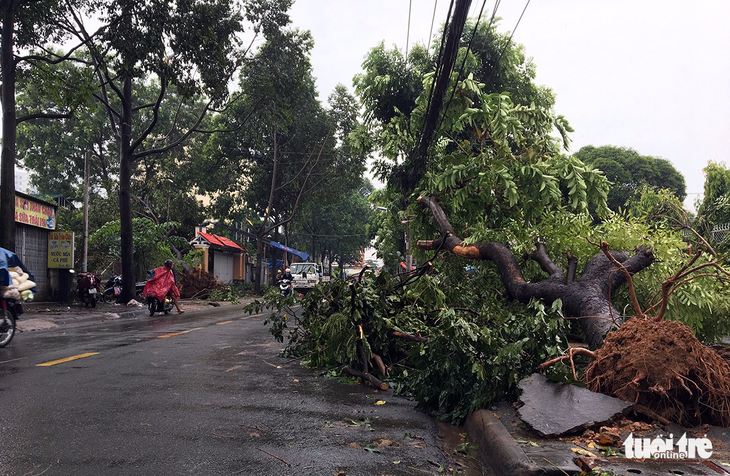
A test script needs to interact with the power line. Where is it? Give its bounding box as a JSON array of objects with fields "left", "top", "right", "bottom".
[
  {"left": 422, "top": 0, "right": 455, "bottom": 133},
  {"left": 409, "top": 0, "right": 472, "bottom": 191},
  {"left": 428, "top": 0, "right": 439, "bottom": 51},
  {"left": 290, "top": 232, "right": 371, "bottom": 238},
  {"left": 406, "top": 0, "right": 413, "bottom": 62},
  {"left": 433, "top": 0, "right": 491, "bottom": 141},
  {"left": 489, "top": 0, "right": 531, "bottom": 81}
]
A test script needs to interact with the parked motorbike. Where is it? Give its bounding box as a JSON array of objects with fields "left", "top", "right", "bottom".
[
  {"left": 101, "top": 275, "right": 148, "bottom": 303},
  {"left": 0, "top": 297, "right": 21, "bottom": 347},
  {"left": 102, "top": 275, "right": 122, "bottom": 303},
  {"left": 279, "top": 278, "right": 293, "bottom": 297},
  {"left": 147, "top": 295, "right": 173, "bottom": 316},
  {"left": 77, "top": 272, "right": 102, "bottom": 308}
]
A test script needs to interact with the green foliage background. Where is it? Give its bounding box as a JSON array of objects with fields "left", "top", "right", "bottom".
[{"left": 89, "top": 218, "right": 188, "bottom": 279}]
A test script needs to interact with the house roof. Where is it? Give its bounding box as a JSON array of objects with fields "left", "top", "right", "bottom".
[{"left": 196, "top": 232, "right": 244, "bottom": 251}]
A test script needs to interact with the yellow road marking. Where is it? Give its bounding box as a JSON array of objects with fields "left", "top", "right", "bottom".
[
  {"left": 216, "top": 320, "right": 234, "bottom": 325},
  {"left": 157, "top": 327, "right": 202, "bottom": 339},
  {"left": 239, "top": 313, "right": 263, "bottom": 320},
  {"left": 37, "top": 352, "right": 99, "bottom": 367}
]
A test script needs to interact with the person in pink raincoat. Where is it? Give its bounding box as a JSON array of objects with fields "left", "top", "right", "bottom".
[{"left": 143, "top": 259, "right": 184, "bottom": 314}]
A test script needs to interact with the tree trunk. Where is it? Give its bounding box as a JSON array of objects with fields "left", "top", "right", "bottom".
[
  {"left": 0, "top": 1, "right": 18, "bottom": 251},
  {"left": 416, "top": 196, "right": 655, "bottom": 347},
  {"left": 119, "top": 75, "right": 136, "bottom": 302}
]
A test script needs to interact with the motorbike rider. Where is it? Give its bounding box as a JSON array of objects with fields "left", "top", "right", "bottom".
[
  {"left": 145, "top": 259, "right": 184, "bottom": 314},
  {"left": 276, "top": 268, "right": 293, "bottom": 283}
]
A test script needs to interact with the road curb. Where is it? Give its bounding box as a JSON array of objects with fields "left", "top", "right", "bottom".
[{"left": 465, "top": 409, "right": 542, "bottom": 476}]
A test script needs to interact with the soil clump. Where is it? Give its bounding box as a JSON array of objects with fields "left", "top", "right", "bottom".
[{"left": 583, "top": 318, "right": 730, "bottom": 427}]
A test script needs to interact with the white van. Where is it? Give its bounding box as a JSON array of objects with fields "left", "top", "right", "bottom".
[{"left": 289, "top": 262, "right": 322, "bottom": 293}]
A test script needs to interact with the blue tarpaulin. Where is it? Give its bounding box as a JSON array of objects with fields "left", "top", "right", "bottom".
[
  {"left": 0, "top": 247, "right": 35, "bottom": 288},
  {"left": 267, "top": 241, "right": 309, "bottom": 261}
]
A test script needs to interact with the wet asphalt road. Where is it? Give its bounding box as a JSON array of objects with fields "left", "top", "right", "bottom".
[{"left": 0, "top": 304, "right": 474, "bottom": 476}]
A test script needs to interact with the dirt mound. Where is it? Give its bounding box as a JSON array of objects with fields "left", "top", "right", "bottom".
[
  {"left": 583, "top": 318, "right": 730, "bottom": 427},
  {"left": 178, "top": 270, "right": 225, "bottom": 299}
]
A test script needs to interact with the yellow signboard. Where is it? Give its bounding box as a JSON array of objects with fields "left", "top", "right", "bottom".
[
  {"left": 48, "top": 231, "right": 74, "bottom": 269},
  {"left": 15, "top": 195, "right": 56, "bottom": 230}
]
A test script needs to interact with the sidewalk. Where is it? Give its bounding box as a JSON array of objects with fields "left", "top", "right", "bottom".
[{"left": 467, "top": 403, "right": 730, "bottom": 476}]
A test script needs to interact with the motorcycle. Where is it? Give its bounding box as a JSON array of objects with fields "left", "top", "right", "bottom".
[
  {"left": 279, "top": 278, "right": 293, "bottom": 297},
  {"left": 77, "top": 272, "right": 102, "bottom": 308},
  {"left": 0, "top": 247, "right": 34, "bottom": 347},
  {"left": 101, "top": 275, "right": 148, "bottom": 303},
  {"left": 147, "top": 295, "right": 173, "bottom": 316},
  {"left": 0, "top": 297, "right": 21, "bottom": 347},
  {"left": 102, "top": 275, "right": 122, "bottom": 303}
]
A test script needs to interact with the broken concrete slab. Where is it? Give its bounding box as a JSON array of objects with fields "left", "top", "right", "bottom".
[{"left": 517, "top": 373, "right": 632, "bottom": 437}]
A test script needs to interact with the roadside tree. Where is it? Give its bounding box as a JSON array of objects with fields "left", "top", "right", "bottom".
[
  {"left": 59, "top": 0, "right": 292, "bottom": 301},
  {"left": 293, "top": 179, "right": 375, "bottom": 277},
  {"left": 573, "top": 145, "right": 687, "bottom": 213},
  {"left": 695, "top": 161, "right": 730, "bottom": 251},
  {"left": 0, "top": 0, "right": 90, "bottom": 250},
  {"left": 197, "top": 30, "right": 367, "bottom": 294}
]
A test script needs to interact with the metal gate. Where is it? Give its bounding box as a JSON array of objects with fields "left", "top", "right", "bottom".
[
  {"left": 14, "top": 224, "right": 49, "bottom": 300},
  {"left": 212, "top": 251, "right": 234, "bottom": 284}
]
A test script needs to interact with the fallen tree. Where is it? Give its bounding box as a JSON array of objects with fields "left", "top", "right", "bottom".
[
  {"left": 416, "top": 195, "right": 655, "bottom": 347},
  {"left": 417, "top": 195, "right": 730, "bottom": 427},
  {"left": 247, "top": 194, "right": 730, "bottom": 425},
  {"left": 574, "top": 242, "right": 729, "bottom": 427}
]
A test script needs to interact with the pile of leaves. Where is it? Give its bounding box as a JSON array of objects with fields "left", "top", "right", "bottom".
[{"left": 246, "top": 266, "right": 569, "bottom": 423}]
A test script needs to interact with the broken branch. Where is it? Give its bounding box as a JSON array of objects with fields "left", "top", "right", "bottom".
[{"left": 257, "top": 448, "right": 291, "bottom": 466}]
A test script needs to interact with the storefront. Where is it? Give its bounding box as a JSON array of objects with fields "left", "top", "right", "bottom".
[{"left": 12, "top": 191, "right": 59, "bottom": 300}]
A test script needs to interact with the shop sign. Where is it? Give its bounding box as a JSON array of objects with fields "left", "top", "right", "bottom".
[
  {"left": 15, "top": 195, "right": 56, "bottom": 229},
  {"left": 48, "top": 231, "right": 74, "bottom": 269}
]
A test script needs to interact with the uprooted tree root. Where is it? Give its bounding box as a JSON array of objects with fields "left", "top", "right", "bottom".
[
  {"left": 540, "top": 240, "right": 730, "bottom": 428},
  {"left": 583, "top": 317, "right": 730, "bottom": 427}
]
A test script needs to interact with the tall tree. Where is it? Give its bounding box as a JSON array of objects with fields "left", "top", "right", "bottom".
[
  {"left": 0, "top": 0, "right": 85, "bottom": 250},
  {"left": 289, "top": 85, "right": 370, "bottom": 266},
  {"left": 62, "top": 0, "right": 291, "bottom": 301},
  {"left": 293, "top": 179, "right": 374, "bottom": 276},
  {"left": 573, "top": 145, "right": 687, "bottom": 212},
  {"left": 695, "top": 161, "right": 730, "bottom": 250},
  {"left": 355, "top": 14, "right": 554, "bottom": 190},
  {"left": 197, "top": 29, "right": 367, "bottom": 294}
]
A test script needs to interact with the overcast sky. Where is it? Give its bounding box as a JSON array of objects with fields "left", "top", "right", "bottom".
[{"left": 289, "top": 1, "right": 730, "bottom": 211}]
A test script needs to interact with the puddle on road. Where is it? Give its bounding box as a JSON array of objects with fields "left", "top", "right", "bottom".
[{"left": 436, "top": 420, "right": 490, "bottom": 475}]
